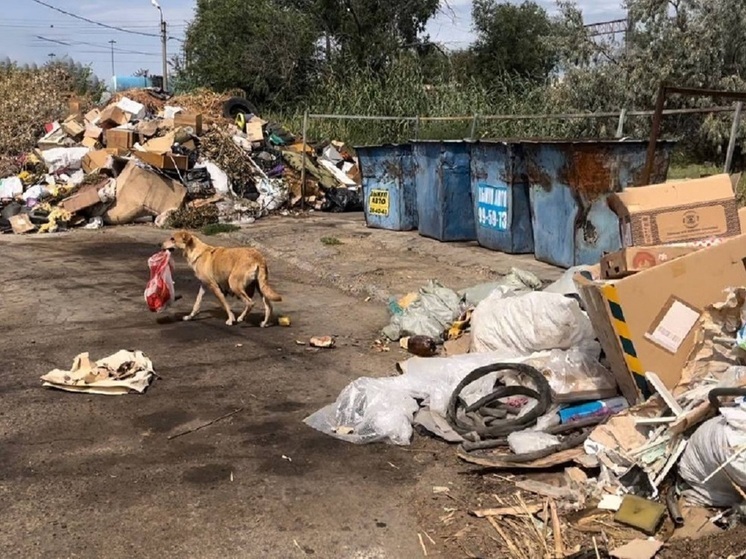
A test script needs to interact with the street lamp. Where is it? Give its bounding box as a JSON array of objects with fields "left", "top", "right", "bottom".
[{"left": 151, "top": 0, "right": 168, "bottom": 91}]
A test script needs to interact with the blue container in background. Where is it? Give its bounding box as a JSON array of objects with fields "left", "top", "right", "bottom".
[
  {"left": 412, "top": 141, "right": 476, "bottom": 242},
  {"left": 111, "top": 75, "right": 154, "bottom": 92},
  {"left": 470, "top": 141, "right": 533, "bottom": 254},
  {"left": 356, "top": 144, "right": 417, "bottom": 231},
  {"left": 523, "top": 140, "right": 676, "bottom": 268}
]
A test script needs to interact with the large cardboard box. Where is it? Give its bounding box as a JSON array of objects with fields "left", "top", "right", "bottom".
[
  {"left": 59, "top": 181, "right": 107, "bottom": 213},
  {"left": 105, "top": 128, "right": 135, "bottom": 150},
  {"left": 104, "top": 161, "right": 186, "bottom": 224},
  {"left": 99, "top": 105, "right": 131, "bottom": 128},
  {"left": 608, "top": 174, "right": 740, "bottom": 247},
  {"left": 575, "top": 234, "right": 746, "bottom": 404},
  {"left": 600, "top": 246, "right": 701, "bottom": 279},
  {"left": 133, "top": 151, "right": 190, "bottom": 171}
]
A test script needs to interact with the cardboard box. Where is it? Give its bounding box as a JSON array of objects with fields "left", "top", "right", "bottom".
[
  {"left": 59, "top": 182, "right": 107, "bottom": 213},
  {"left": 739, "top": 207, "right": 746, "bottom": 231},
  {"left": 61, "top": 116, "right": 85, "bottom": 140},
  {"left": 575, "top": 234, "right": 746, "bottom": 404},
  {"left": 608, "top": 174, "right": 740, "bottom": 247},
  {"left": 81, "top": 136, "right": 99, "bottom": 149},
  {"left": 85, "top": 108, "right": 101, "bottom": 125},
  {"left": 600, "top": 246, "right": 701, "bottom": 279},
  {"left": 105, "top": 128, "right": 135, "bottom": 150},
  {"left": 104, "top": 161, "right": 187, "bottom": 224},
  {"left": 174, "top": 112, "right": 203, "bottom": 136},
  {"left": 133, "top": 150, "right": 190, "bottom": 171},
  {"left": 99, "top": 105, "right": 131, "bottom": 128},
  {"left": 142, "top": 132, "right": 175, "bottom": 154},
  {"left": 82, "top": 148, "right": 125, "bottom": 174},
  {"left": 85, "top": 123, "right": 103, "bottom": 140}
]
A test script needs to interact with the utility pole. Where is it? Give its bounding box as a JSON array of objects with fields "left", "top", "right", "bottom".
[
  {"left": 109, "top": 39, "right": 116, "bottom": 76},
  {"left": 152, "top": 0, "right": 168, "bottom": 91}
]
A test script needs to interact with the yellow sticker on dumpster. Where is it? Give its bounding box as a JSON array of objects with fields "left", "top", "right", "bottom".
[{"left": 368, "top": 190, "right": 390, "bottom": 216}]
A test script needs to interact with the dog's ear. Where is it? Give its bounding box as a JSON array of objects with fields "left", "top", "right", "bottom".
[{"left": 184, "top": 233, "right": 195, "bottom": 248}]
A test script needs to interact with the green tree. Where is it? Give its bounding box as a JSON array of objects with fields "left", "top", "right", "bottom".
[
  {"left": 183, "top": 0, "right": 320, "bottom": 106},
  {"left": 282, "top": 0, "right": 440, "bottom": 71},
  {"left": 470, "top": 0, "right": 558, "bottom": 84}
]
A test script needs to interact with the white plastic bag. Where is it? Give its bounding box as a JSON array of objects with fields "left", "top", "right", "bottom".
[
  {"left": 470, "top": 291, "right": 596, "bottom": 355},
  {"left": 526, "top": 344, "right": 618, "bottom": 403},
  {"left": 679, "top": 408, "right": 746, "bottom": 507},
  {"left": 0, "top": 176, "right": 23, "bottom": 198},
  {"left": 41, "top": 147, "right": 90, "bottom": 173},
  {"left": 257, "top": 178, "right": 288, "bottom": 213},
  {"left": 304, "top": 350, "right": 532, "bottom": 445},
  {"left": 196, "top": 161, "right": 232, "bottom": 195},
  {"left": 459, "top": 268, "right": 541, "bottom": 308},
  {"left": 508, "top": 431, "right": 560, "bottom": 454}
]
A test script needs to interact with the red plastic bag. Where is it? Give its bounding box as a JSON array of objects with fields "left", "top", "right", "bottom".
[{"left": 144, "top": 250, "right": 175, "bottom": 313}]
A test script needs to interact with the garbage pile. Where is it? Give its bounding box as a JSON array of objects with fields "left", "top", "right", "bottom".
[
  {"left": 0, "top": 89, "right": 362, "bottom": 234},
  {"left": 306, "top": 173, "right": 746, "bottom": 555}
]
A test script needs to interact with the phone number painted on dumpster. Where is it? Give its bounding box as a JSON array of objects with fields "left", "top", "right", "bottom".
[
  {"left": 477, "top": 183, "right": 509, "bottom": 231},
  {"left": 368, "top": 189, "right": 390, "bottom": 216}
]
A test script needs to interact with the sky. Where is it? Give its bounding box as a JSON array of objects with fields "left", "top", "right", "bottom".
[{"left": 0, "top": 0, "right": 626, "bottom": 81}]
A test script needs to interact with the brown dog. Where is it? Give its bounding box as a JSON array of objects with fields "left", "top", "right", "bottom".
[{"left": 162, "top": 231, "right": 282, "bottom": 327}]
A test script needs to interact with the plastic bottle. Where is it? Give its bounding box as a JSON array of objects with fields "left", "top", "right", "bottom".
[{"left": 558, "top": 397, "right": 629, "bottom": 424}]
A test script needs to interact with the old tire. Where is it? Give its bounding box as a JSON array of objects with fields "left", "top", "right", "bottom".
[{"left": 223, "top": 97, "right": 258, "bottom": 118}]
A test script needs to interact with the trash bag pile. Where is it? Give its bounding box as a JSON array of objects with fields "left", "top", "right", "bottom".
[{"left": 0, "top": 87, "right": 362, "bottom": 235}]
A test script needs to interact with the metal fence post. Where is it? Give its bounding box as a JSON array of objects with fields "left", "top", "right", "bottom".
[
  {"left": 615, "top": 108, "right": 627, "bottom": 138},
  {"left": 300, "top": 110, "right": 309, "bottom": 211},
  {"left": 470, "top": 114, "right": 479, "bottom": 140},
  {"left": 414, "top": 116, "right": 421, "bottom": 140},
  {"left": 725, "top": 102, "right": 743, "bottom": 174}
]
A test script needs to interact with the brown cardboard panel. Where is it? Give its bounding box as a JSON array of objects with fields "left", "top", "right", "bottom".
[
  {"left": 609, "top": 174, "right": 740, "bottom": 246},
  {"left": 601, "top": 246, "right": 701, "bottom": 279},
  {"left": 104, "top": 161, "right": 186, "bottom": 224},
  {"left": 575, "top": 234, "right": 746, "bottom": 402},
  {"left": 99, "top": 105, "right": 131, "bottom": 127},
  {"left": 59, "top": 182, "right": 106, "bottom": 213}
]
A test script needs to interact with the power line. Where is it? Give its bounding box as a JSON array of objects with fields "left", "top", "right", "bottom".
[
  {"left": 29, "top": 0, "right": 159, "bottom": 37},
  {"left": 35, "top": 35, "right": 158, "bottom": 56}
]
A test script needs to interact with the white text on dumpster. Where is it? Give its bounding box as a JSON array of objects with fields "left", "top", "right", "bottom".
[{"left": 477, "top": 184, "right": 509, "bottom": 231}]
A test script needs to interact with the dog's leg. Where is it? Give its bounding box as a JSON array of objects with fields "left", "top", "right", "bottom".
[
  {"left": 183, "top": 286, "right": 205, "bottom": 321},
  {"left": 206, "top": 282, "right": 238, "bottom": 325},
  {"left": 260, "top": 296, "right": 274, "bottom": 328},
  {"left": 230, "top": 277, "right": 254, "bottom": 323}
]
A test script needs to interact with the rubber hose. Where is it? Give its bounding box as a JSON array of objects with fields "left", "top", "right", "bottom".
[
  {"left": 708, "top": 387, "right": 746, "bottom": 408},
  {"left": 446, "top": 362, "right": 552, "bottom": 439}
]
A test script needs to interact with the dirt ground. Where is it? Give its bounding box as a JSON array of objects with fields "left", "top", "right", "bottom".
[{"left": 0, "top": 215, "right": 741, "bottom": 558}]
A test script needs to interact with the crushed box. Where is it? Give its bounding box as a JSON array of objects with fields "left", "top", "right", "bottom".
[
  {"left": 104, "top": 161, "right": 186, "bottom": 224},
  {"left": 601, "top": 246, "right": 701, "bottom": 279},
  {"left": 608, "top": 174, "right": 740, "bottom": 247},
  {"left": 133, "top": 151, "right": 190, "bottom": 171},
  {"left": 575, "top": 234, "right": 746, "bottom": 404},
  {"left": 59, "top": 181, "right": 108, "bottom": 213}
]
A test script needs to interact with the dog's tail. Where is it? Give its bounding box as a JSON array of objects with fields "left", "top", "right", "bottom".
[{"left": 257, "top": 263, "right": 282, "bottom": 302}]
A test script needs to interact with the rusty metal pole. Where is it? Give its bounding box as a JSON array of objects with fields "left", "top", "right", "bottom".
[
  {"left": 725, "top": 102, "right": 743, "bottom": 174},
  {"left": 300, "top": 109, "right": 308, "bottom": 211},
  {"left": 642, "top": 84, "right": 667, "bottom": 185}
]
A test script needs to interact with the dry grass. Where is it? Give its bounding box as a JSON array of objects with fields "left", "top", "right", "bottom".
[{"left": 0, "top": 64, "right": 94, "bottom": 157}]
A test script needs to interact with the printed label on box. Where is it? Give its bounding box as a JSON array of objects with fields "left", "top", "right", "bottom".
[
  {"left": 477, "top": 183, "right": 509, "bottom": 231},
  {"left": 644, "top": 298, "right": 701, "bottom": 354},
  {"left": 368, "top": 189, "right": 389, "bottom": 216}
]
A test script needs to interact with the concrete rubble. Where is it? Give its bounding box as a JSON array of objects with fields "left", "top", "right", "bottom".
[{"left": 0, "top": 89, "right": 361, "bottom": 235}]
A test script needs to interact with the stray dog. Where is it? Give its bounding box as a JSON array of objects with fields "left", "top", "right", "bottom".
[{"left": 162, "top": 231, "right": 282, "bottom": 327}]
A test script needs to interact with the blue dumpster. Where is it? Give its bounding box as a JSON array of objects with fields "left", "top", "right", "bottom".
[
  {"left": 470, "top": 141, "right": 533, "bottom": 254},
  {"left": 356, "top": 144, "right": 417, "bottom": 231},
  {"left": 523, "top": 140, "right": 676, "bottom": 268},
  {"left": 412, "top": 140, "right": 476, "bottom": 242}
]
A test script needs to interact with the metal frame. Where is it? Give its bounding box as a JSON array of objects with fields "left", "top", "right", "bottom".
[{"left": 643, "top": 84, "right": 746, "bottom": 184}]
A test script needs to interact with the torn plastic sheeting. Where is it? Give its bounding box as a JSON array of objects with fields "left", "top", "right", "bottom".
[
  {"left": 543, "top": 265, "right": 596, "bottom": 296},
  {"left": 679, "top": 406, "right": 746, "bottom": 507},
  {"left": 508, "top": 431, "right": 560, "bottom": 454},
  {"left": 257, "top": 178, "right": 288, "bottom": 213},
  {"left": 470, "top": 290, "right": 596, "bottom": 355},
  {"left": 458, "top": 268, "right": 542, "bottom": 308},
  {"left": 0, "top": 176, "right": 23, "bottom": 198},
  {"left": 304, "top": 350, "right": 549, "bottom": 446},
  {"left": 382, "top": 280, "right": 461, "bottom": 341},
  {"left": 41, "top": 147, "right": 91, "bottom": 173}
]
